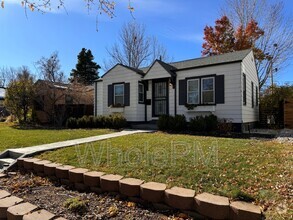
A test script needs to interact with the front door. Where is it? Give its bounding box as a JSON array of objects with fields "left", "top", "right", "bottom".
[{"left": 152, "top": 79, "right": 168, "bottom": 117}]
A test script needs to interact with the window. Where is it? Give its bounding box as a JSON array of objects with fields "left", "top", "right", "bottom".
[
  {"left": 251, "top": 82, "right": 254, "bottom": 108},
  {"left": 201, "top": 77, "right": 215, "bottom": 104},
  {"left": 114, "top": 84, "right": 124, "bottom": 106},
  {"left": 138, "top": 83, "right": 144, "bottom": 103},
  {"left": 256, "top": 86, "right": 259, "bottom": 106},
  {"left": 243, "top": 73, "right": 246, "bottom": 105},
  {"left": 187, "top": 79, "right": 199, "bottom": 104}
]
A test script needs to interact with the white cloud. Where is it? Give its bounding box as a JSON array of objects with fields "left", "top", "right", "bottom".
[{"left": 177, "top": 33, "right": 204, "bottom": 43}]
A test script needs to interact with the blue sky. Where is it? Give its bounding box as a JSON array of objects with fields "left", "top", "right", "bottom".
[{"left": 0, "top": 0, "right": 292, "bottom": 85}]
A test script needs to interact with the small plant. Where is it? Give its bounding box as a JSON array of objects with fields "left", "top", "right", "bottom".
[
  {"left": 189, "top": 116, "right": 206, "bottom": 132},
  {"left": 109, "top": 113, "right": 127, "bottom": 129},
  {"left": 66, "top": 117, "right": 77, "bottom": 129},
  {"left": 234, "top": 191, "right": 255, "bottom": 202},
  {"left": 205, "top": 114, "right": 218, "bottom": 131},
  {"left": 169, "top": 114, "right": 187, "bottom": 132},
  {"left": 189, "top": 114, "right": 218, "bottom": 132},
  {"left": 185, "top": 103, "right": 197, "bottom": 110},
  {"left": 64, "top": 197, "right": 88, "bottom": 214},
  {"left": 218, "top": 118, "right": 233, "bottom": 134},
  {"left": 157, "top": 115, "right": 171, "bottom": 131}
]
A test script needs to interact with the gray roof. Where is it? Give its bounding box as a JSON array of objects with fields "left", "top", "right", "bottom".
[
  {"left": 169, "top": 49, "right": 251, "bottom": 70},
  {"left": 140, "top": 49, "right": 252, "bottom": 72}
]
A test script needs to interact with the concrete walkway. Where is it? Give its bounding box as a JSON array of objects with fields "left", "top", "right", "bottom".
[
  {"left": 9, "top": 129, "right": 153, "bottom": 155},
  {"left": 0, "top": 129, "right": 153, "bottom": 170}
]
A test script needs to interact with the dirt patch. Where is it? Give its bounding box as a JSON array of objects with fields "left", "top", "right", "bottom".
[{"left": 0, "top": 171, "right": 192, "bottom": 220}]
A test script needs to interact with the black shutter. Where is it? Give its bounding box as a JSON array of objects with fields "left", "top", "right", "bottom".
[
  {"left": 216, "top": 75, "right": 225, "bottom": 104},
  {"left": 179, "top": 79, "right": 187, "bottom": 105},
  {"left": 108, "top": 84, "right": 113, "bottom": 107},
  {"left": 124, "top": 83, "right": 130, "bottom": 106}
]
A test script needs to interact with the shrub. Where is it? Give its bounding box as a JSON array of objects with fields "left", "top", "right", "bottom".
[
  {"left": 66, "top": 117, "right": 78, "bottom": 129},
  {"left": 109, "top": 114, "right": 127, "bottom": 129},
  {"left": 87, "top": 115, "right": 95, "bottom": 128},
  {"left": 169, "top": 114, "right": 187, "bottom": 132},
  {"left": 205, "top": 114, "right": 218, "bottom": 131},
  {"left": 217, "top": 119, "right": 233, "bottom": 134},
  {"left": 94, "top": 115, "right": 104, "bottom": 128},
  {"left": 77, "top": 116, "right": 88, "bottom": 128},
  {"left": 157, "top": 115, "right": 171, "bottom": 131},
  {"left": 189, "top": 114, "right": 218, "bottom": 132},
  {"left": 189, "top": 116, "right": 206, "bottom": 132}
]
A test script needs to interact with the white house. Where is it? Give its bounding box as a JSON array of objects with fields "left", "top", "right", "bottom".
[{"left": 94, "top": 49, "right": 259, "bottom": 132}]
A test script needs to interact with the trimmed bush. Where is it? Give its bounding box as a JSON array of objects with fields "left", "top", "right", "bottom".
[
  {"left": 189, "top": 114, "right": 218, "bottom": 132},
  {"left": 66, "top": 114, "right": 127, "bottom": 130},
  {"left": 66, "top": 117, "right": 78, "bottom": 129},
  {"left": 157, "top": 115, "right": 170, "bottom": 131},
  {"left": 189, "top": 116, "right": 206, "bottom": 132},
  {"left": 205, "top": 114, "right": 218, "bottom": 131},
  {"left": 109, "top": 114, "right": 127, "bottom": 129},
  {"left": 169, "top": 114, "right": 187, "bottom": 132}
]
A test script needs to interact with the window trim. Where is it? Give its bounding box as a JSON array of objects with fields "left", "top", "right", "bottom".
[
  {"left": 201, "top": 77, "right": 215, "bottom": 104},
  {"left": 187, "top": 79, "right": 200, "bottom": 105},
  {"left": 113, "top": 83, "right": 125, "bottom": 106},
  {"left": 243, "top": 73, "right": 247, "bottom": 106},
  {"left": 138, "top": 83, "right": 145, "bottom": 104}
]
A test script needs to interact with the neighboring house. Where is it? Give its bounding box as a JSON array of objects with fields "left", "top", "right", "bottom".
[
  {"left": 34, "top": 80, "right": 94, "bottom": 124},
  {"left": 94, "top": 49, "right": 259, "bottom": 132},
  {"left": 0, "top": 87, "right": 10, "bottom": 118},
  {"left": 0, "top": 88, "right": 4, "bottom": 107}
]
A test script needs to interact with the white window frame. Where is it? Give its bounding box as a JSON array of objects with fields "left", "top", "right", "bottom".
[
  {"left": 114, "top": 84, "right": 124, "bottom": 106},
  {"left": 138, "top": 83, "right": 144, "bottom": 103},
  {"left": 187, "top": 79, "right": 200, "bottom": 104},
  {"left": 201, "top": 77, "right": 215, "bottom": 104}
]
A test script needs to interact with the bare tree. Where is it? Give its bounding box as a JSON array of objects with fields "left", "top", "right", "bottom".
[
  {"left": 34, "top": 52, "right": 66, "bottom": 126},
  {"left": 105, "top": 22, "right": 170, "bottom": 70},
  {"left": 0, "top": 67, "right": 17, "bottom": 88},
  {"left": 36, "top": 51, "right": 65, "bottom": 83},
  {"left": 222, "top": 0, "right": 293, "bottom": 88},
  {"left": 1, "top": 0, "right": 134, "bottom": 18}
]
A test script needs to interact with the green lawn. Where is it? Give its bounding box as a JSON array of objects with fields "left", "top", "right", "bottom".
[
  {"left": 0, "top": 123, "right": 113, "bottom": 152},
  {"left": 38, "top": 132, "right": 292, "bottom": 219}
]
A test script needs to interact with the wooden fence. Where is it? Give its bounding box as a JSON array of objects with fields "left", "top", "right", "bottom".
[{"left": 284, "top": 99, "right": 293, "bottom": 129}]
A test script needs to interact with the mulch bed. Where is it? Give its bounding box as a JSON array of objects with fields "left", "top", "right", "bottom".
[{"left": 0, "top": 171, "right": 193, "bottom": 220}]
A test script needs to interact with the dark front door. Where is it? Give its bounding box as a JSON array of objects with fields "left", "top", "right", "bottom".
[{"left": 152, "top": 79, "right": 168, "bottom": 117}]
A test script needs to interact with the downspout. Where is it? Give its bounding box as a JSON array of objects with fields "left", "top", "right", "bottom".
[
  {"left": 94, "top": 81, "right": 97, "bottom": 116},
  {"left": 174, "top": 74, "right": 177, "bottom": 115},
  {"left": 144, "top": 80, "right": 147, "bottom": 122}
]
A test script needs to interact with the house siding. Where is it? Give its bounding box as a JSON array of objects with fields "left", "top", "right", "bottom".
[
  {"left": 95, "top": 81, "right": 103, "bottom": 116},
  {"left": 176, "top": 62, "right": 242, "bottom": 123},
  {"left": 241, "top": 51, "right": 259, "bottom": 123},
  {"left": 143, "top": 62, "right": 172, "bottom": 80},
  {"left": 101, "top": 65, "right": 144, "bottom": 122}
]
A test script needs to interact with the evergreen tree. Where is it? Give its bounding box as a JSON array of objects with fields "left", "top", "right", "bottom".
[{"left": 70, "top": 48, "right": 100, "bottom": 85}]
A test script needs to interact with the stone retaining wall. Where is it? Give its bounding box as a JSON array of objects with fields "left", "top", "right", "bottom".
[
  {"left": 0, "top": 189, "right": 67, "bottom": 220},
  {"left": 16, "top": 157, "right": 263, "bottom": 220}
]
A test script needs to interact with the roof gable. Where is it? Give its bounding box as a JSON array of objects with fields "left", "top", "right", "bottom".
[
  {"left": 101, "top": 64, "right": 144, "bottom": 79},
  {"left": 143, "top": 60, "right": 176, "bottom": 80}
]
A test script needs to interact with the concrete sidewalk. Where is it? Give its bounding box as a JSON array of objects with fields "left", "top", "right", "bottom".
[
  {"left": 0, "top": 129, "right": 153, "bottom": 171},
  {"left": 9, "top": 129, "right": 153, "bottom": 155}
]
